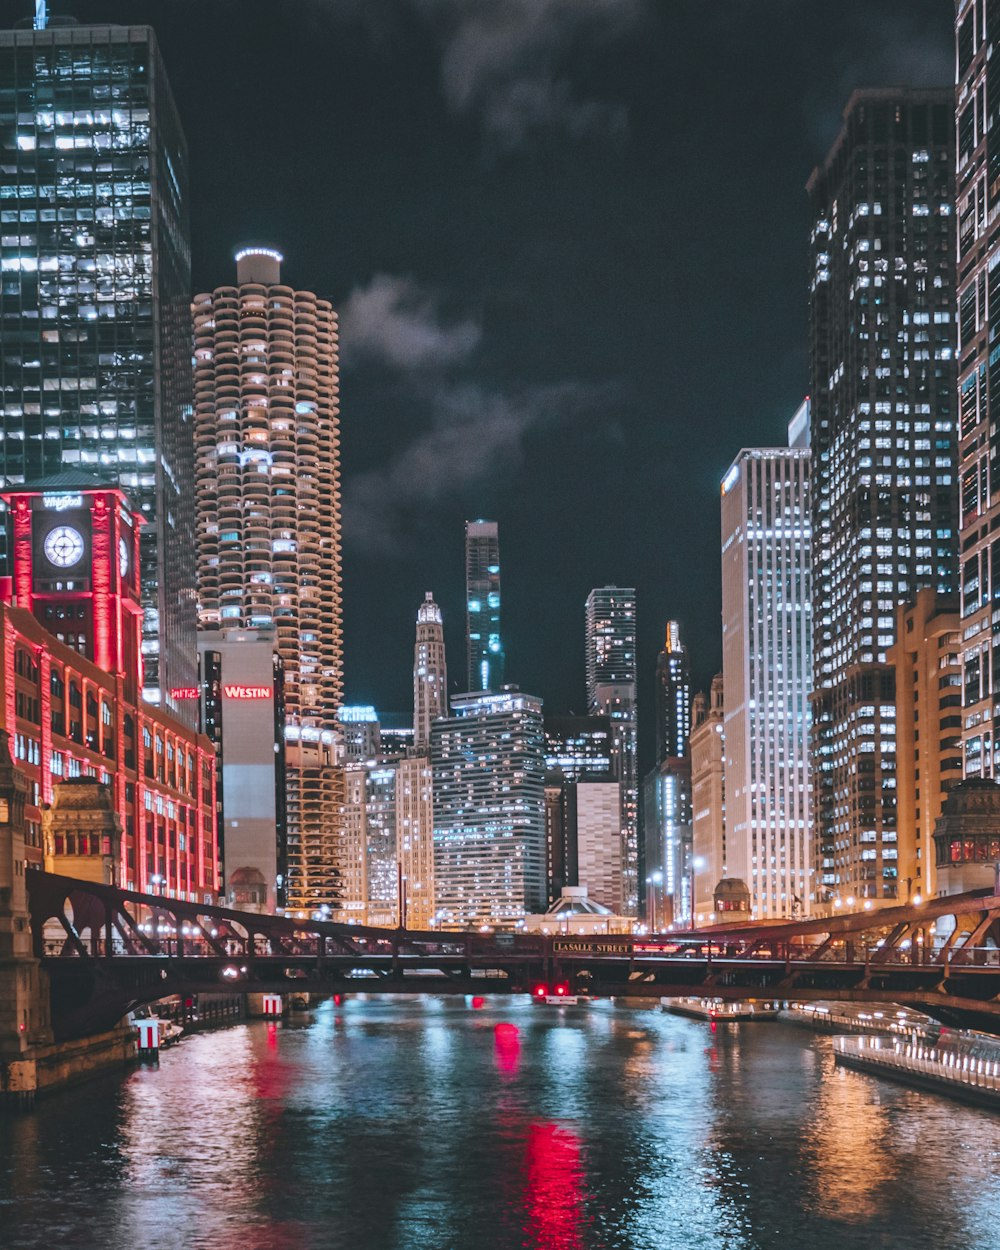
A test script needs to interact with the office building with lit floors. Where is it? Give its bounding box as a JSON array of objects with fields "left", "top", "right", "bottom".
[
  {"left": 192, "top": 246, "right": 344, "bottom": 916},
  {"left": 654, "top": 621, "right": 691, "bottom": 764},
  {"left": 888, "top": 590, "right": 962, "bottom": 901},
  {"left": 808, "top": 90, "right": 957, "bottom": 907},
  {"left": 721, "top": 429, "right": 812, "bottom": 920},
  {"left": 0, "top": 17, "right": 198, "bottom": 719},
  {"left": 0, "top": 478, "right": 218, "bottom": 898},
  {"left": 338, "top": 754, "right": 436, "bottom": 928},
  {"left": 465, "top": 521, "right": 504, "bottom": 692},
  {"left": 641, "top": 758, "right": 691, "bottom": 928},
  {"left": 956, "top": 4, "right": 1000, "bottom": 782},
  {"left": 431, "top": 689, "right": 546, "bottom": 927},
  {"left": 584, "top": 586, "right": 638, "bottom": 913}
]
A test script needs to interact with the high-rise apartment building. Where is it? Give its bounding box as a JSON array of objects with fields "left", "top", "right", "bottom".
[
  {"left": 465, "top": 520, "right": 504, "bottom": 692},
  {"left": 0, "top": 18, "right": 197, "bottom": 718},
  {"left": 413, "top": 592, "right": 447, "bottom": 749},
  {"left": 654, "top": 621, "right": 691, "bottom": 764},
  {"left": 888, "top": 590, "right": 962, "bottom": 899},
  {"left": 193, "top": 247, "right": 343, "bottom": 916},
  {"left": 721, "top": 432, "right": 812, "bottom": 919},
  {"left": 584, "top": 586, "right": 638, "bottom": 913},
  {"left": 808, "top": 89, "right": 957, "bottom": 906},
  {"left": 956, "top": 3, "right": 1000, "bottom": 780},
  {"left": 690, "top": 675, "right": 726, "bottom": 923},
  {"left": 431, "top": 688, "right": 546, "bottom": 926}
]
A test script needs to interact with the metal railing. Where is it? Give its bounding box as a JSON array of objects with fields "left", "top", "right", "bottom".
[{"left": 834, "top": 1033, "right": 1000, "bottom": 1099}]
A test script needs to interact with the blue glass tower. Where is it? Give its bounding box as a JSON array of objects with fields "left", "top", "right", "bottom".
[
  {"left": 0, "top": 18, "right": 197, "bottom": 722},
  {"left": 465, "top": 519, "right": 504, "bottom": 692}
]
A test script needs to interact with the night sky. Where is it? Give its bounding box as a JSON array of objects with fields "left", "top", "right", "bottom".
[{"left": 5, "top": 0, "right": 955, "bottom": 760}]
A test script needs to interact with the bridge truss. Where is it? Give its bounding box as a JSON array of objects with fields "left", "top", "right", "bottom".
[{"left": 26, "top": 871, "right": 1000, "bottom": 1039}]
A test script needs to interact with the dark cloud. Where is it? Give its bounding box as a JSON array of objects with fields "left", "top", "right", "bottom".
[
  {"left": 344, "top": 380, "right": 618, "bottom": 554},
  {"left": 339, "top": 274, "right": 481, "bottom": 369},
  {"left": 309, "top": 0, "right": 645, "bottom": 148},
  {"left": 417, "top": 0, "right": 645, "bottom": 147}
]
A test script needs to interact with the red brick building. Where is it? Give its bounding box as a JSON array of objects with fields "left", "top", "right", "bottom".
[{"left": 1, "top": 477, "right": 218, "bottom": 901}]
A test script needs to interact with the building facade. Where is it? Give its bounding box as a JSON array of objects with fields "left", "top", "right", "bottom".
[
  {"left": 690, "top": 674, "right": 726, "bottom": 923},
  {"left": 568, "top": 779, "right": 623, "bottom": 913},
  {"left": 431, "top": 688, "right": 545, "bottom": 927},
  {"left": 888, "top": 590, "right": 962, "bottom": 901},
  {"left": 721, "top": 440, "right": 812, "bottom": 919},
  {"left": 544, "top": 714, "right": 614, "bottom": 780},
  {"left": 654, "top": 620, "right": 691, "bottom": 764},
  {"left": 584, "top": 586, "right": 638, "bottom": 914},
  {"left": 413, "top": 591, "right": 447, "bottom": 750},
  {"left": 956, "top": 3, "right": 1000, "bottom": 781},
  {"left": 338, "top": 753, "right": 436, "bottom": 929},
  {"left": 808, "top": 89, "right": 957, "bottom": 906},
  {"left": 192, "top": 246, "right": 343, "bottom": 916},
  {"left": 641, "top": 756, "right": 692, "bottom": 928},
  {"left": 0, "top": 20, "right": 197, "bottom": 716},
  {"left": 195, "top": 628, "right": 286, "bottom": 912},
  {"left": 465, "top": 520, "right": 504, "bottom": 693},
  {"left": 0, "top": 479, "right": 216, "bottom": 899}
]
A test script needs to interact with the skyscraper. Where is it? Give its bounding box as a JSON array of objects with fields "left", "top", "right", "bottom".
[
  {"left": 413, "top": 592, "right": 447, "bottom": 749},
  {"left": 193, "top": 246, "right": 343, "bottom": 915},
  {"left": 808, "top": 89, "right": 957, "bottom": 907},
  {"left": 431, "top": 688, "right": 546, "bottom": 926},
  {"left": 721, "top": 431, "right": 812, "bottom": 919},
  {"left": 654, "top": 620, "right": 691, "bottom": 764},
  {"left": 0, "top": 18, "right": 197, "bottom": 719},
  {"left": 956, "top": 4, "right": 1000, "bottom": 780},
  {"left": 465, "top": 520, "right": 504, "bottom": 692},
  {"left": 645, "top": 621, "right": 692, "bottom": 926},
  {"left": 690, "top": 675, "right": 725, "bottom": 922},
  {"left": 584, "top": 586, "right": 638, "bottom": 913}
]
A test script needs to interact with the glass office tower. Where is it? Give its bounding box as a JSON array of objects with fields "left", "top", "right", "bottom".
[
  {"left": 808, "top": 89, "right": 957, "bottom": 906},
  {"left": 465, "top": 519, "right": 504, "bottom": 692},
  {"left": 654, "top": 620, "right": 691, "bottom": 765},
  {"left": 584, "top": 586, "right": 638, "bottom": 914},
  {"left": 431, "top": 688, "right": 546, "bottom": 926},
  {"left": 0, "top": 20, "right": 197, "bottom": 722}
]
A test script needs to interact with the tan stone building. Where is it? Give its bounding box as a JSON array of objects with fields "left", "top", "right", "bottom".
[{"left": 889, "top": 590, "right": 962, "bottom": 900}]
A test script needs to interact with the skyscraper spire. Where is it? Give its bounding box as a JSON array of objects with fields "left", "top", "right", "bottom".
[{"left": 414, "top": 591, "right": 448, "bottom": 750}]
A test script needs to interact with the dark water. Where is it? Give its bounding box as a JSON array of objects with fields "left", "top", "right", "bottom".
[{"left": 2, "top": 997, "right": 999, "bottom": 1250}]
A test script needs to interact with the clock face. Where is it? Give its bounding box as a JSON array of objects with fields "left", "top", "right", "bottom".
[
  {"left": 43, "top": 525, "right": 85, "bottom": 569},
  {"left": 119, "top": 536, "right": 130, "bottom": 577}
]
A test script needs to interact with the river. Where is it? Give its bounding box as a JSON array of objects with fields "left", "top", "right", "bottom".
[{"left": 1, "top": 996, "right": 998, "bottom": 1250}]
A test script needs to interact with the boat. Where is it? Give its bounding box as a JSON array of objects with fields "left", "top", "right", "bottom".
[{"left": 661, "top": 996, "right": 780, "bottom": 1022}]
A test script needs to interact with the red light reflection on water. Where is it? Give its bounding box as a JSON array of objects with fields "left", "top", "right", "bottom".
[
  {"left": 494, "top": 1022, "right": 520, "bottom": 1074},
  {"left": 471, "top": 996, "right": 486, "bottom": 1010},
  {"left": 523, "top": 1122, "right": 584, "bottom": 1249}
]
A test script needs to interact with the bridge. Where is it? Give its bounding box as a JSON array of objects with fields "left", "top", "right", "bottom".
[{"left": 27, "top": 870, "right": 1000, "bottom": 1038}]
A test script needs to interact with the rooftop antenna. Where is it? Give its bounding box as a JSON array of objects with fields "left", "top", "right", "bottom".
[{"left": 34, "top": 0, "right": 47, "bottom": 30}]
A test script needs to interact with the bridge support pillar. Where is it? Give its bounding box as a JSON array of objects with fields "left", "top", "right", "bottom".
[{"left": 0, "top": 731, "right": 53, "bottom": 1108}]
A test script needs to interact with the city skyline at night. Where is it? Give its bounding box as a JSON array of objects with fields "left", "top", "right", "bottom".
[{"left": 0, "top": 0, "right": 957, "bottom": 773}]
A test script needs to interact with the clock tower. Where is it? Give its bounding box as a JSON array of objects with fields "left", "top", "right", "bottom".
[{"left": 1, "top": 474, "right": 144, "bottom": 700}]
